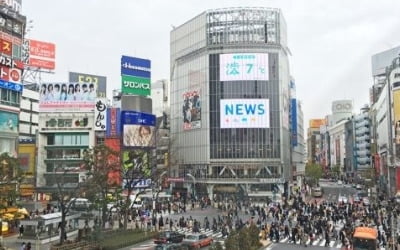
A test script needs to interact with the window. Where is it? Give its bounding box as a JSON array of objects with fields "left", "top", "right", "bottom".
[{"left": 47, "top": 133, "right": 89, "bottom": 146}]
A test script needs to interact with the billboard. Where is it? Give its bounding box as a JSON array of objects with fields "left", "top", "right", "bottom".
[
  {"left": 106, "top": 108, "right": 121, "bottom": 137},
  {"left": 220, "top": 99, "right": 269, "bottom": 128},
  {"left": 22, "top": 39, "right": 56, "bottom": 70},
  {"left": 0, "top": 110, "right": 18, "bottom": 134},
  {"left": 94, "top": 98, "right": 107, "bottom": 131},
  {"left": 309, "top": 119, "right": 326, "bottom": 128},
  {"left": 104, "top": 138, "right": 121, "bottom": 186},
  {"left": 122, "top": 149, "right": 151, "bottom": 179},
  {"left": 220, "top": 53, "right": 269, "bottom": 81},
  {"left": 69, "top": 72, "right": 107, "bottom": 98},
  {"left": 393, "top": 89, "right": 400, "bottom": 162},
  {"left": 291, "top": 98, "right": 298, "bottom": 147},
  {"left": 121, "top": 56, "right": 151, "bottom": 78},
  {"left": 183, "top": 90, "right": 201, "bottom": 130},
  {"left": 39, "top": 82, "right": 96, "bottom": 112},
  {"left": 121, "top": 111, "right": 156, "bottom": 148},
  {"left": 121, "top": 75, "right": 150, "bottom": 96}
]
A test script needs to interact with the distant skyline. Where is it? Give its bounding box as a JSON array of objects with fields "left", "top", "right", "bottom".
[{"left": 22, "top": 0, "right": 400, "bottom": 126}]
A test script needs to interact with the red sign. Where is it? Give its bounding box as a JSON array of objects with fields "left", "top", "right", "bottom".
[
  {"left": 29, "top": 58, "right": 55, "bottom": 69},
  {"left": 0, "top": 39, "right": 12, "bottom": 56},
  {"left": 105, "top": 138, "right": 121, "bottom": 186},
  {"left": 0, "top": 31, "right": 21, "bottom": 45},
  {"left": 29, "top": 39, "right": 55, "bottom": 58},
  {"left": 0, "top": 66, "right": 21, "bottom": 83}
]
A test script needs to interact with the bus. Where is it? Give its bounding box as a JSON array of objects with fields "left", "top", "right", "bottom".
[{"left": 352, "top": 226, "right": 378, "bottom": 250}]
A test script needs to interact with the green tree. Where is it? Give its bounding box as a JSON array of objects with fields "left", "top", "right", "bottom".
[
  {"left": 305, "top": 163, "right": 323, "bottom": 186},
  {"left": 331, "top": 165, "right": 340, "bottom": 178},
  {"left": 224, "top": 224, "right": 262, "bottom": 250},
  {"left": 82, "top": 145, "right": 121, "bottom": 229},
  {"left": 0, "top": 152, "right": 22, "bottom": 208}
]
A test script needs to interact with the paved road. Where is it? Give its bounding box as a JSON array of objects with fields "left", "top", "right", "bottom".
[{"left": 265, "top": 240, "right": 385, "bottom": 250}]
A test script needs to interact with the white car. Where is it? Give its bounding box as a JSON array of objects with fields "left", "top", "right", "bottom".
[
  {"left": 338, "top": 196, "right": 348, "bottom": 204},
  {"left": 356, "top": 184, "right": 362, "bottom": 190},
  {"left": 337, "top": 180, "right": 343, "bottom": 185},
  {"left": 362, "top": 197, "right": 370, "bottom": 206}
]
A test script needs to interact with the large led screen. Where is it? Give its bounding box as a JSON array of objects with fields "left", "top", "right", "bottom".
[
  {"left": 220, "top": 53, "right": 269, "bottom": 81},
  {"left": 123, "top": 124, "right": 156, "bottom": 147},
  {"left": 220, "top": 99, "right": 269, "bottom": 128}
]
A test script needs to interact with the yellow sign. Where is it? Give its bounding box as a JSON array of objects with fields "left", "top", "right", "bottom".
[{"left": 309, "top": 119, "right": 326, "bottom": 128}]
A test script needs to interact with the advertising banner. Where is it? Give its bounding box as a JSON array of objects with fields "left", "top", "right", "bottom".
[
  {"left": 106, "top": 108, "right": 121, "bottom": 137},
  {"left": 183, "top": 90, "right": 201, "bottom": 130},
  {"left": 123, "top": 179, "right": 152, "bottom": 189},
  {"left": 121, "top": 111, "right": 156, "bottom": 148},
  {"left": 394, "top": 89, "right": 400, "bottom": 163},
  {"left": 39, "top": 82, "right": 96, "bottom": 112},
  {"left": 122, "top": 149, "right": 151, "bottom": 179},
  {"left": 0, "top": 110, "right": 18, "bottom": 134},
  {"left": 309, "top": 119, "right": 326, "bottom": 129},
  {"left": 0, "top": 54, "right": 23, "bottom": 69},
  {"left": 69, "top": 72, "right": 107, "bottom": 98},
  {"left": 104, "top": 138, "right": 121, "bottom": 186},
  {"left": 121, "top": 55, "right": 151, "bottom": 78},
  {"left": 291, "top": 98, "right": 298, "bottom": 147},
  {"left": 220, "top": 99, "right": 269, "bottom": 128},
  {"left": 22, "top": 39, "right": 56, "bottom": 70},
  {"left": 94, "top": 98, "right": 107, "bottom": 131},
  {"left": 220, "top": 53, "right": 269, "bottom": 81},
  {"left": 0, "top": 78, "right": 22, "bottom": 92},
  {"left": 121, "top": 75, "right": 150, "bottom": 96}
]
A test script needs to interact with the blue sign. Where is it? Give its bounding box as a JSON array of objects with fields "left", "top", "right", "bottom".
[
  {"left": 106, "top": 108, "right": 121, "bottom": 137},
  {"left": 291, "top": 98, "right": 298, "bottom": 147},
  {"left": 121, "top": 56, "right": 151, "bottom": 79},
  {"left": 0, "top": 79, "right": 23, "bottom": 92},
  {"left": 121, "top": 111, "right": 156, "bottom": 126}
]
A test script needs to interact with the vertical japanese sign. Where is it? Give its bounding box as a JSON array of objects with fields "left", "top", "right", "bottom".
[
  {"left": 94, "top": 98, "right": 107, "bottom": 131},
  {"left": 106, "top": 108, "right": 121, "bottom": 137},
  {"left": 219, "top": 53, "right": 269, "bottom": 81}
]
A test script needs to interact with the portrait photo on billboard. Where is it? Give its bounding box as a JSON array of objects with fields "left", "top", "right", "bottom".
[
  {"left": 123, "top": 124, "right": 155, "bottom": 148},
  {"left": 183, "top": 90, "right": 201, "bottom": 130},
  {"left": 0, "top": 110, "right": 18, "bottom": 134},
  {"left": 122, "top": 150, "right": 151, "bottom": 178},
  {"left": 39, "top": 82, "right": 97, "bottom": 111}
]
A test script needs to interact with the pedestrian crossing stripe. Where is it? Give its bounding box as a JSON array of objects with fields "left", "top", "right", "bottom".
[
  {"left": 175, "top": 228, "right": 224, "bottom": 239},
  {"left": 276, "top": 236, "right": 345, "bottom": 249}
]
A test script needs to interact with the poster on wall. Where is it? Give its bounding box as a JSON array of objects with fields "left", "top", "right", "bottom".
[
  {"left": 122, "top": 149, "right": 151, "bottom": 178},
  {"left": 39, "top": 82, "right": 96, "bottom": 112},
  {"left": 220, "top": 99, "right": 269, "bottom": 128},
  {"left": 183, "top": 90, "right": 201, "bottom": 130},
  {"left": 94, "top": 98, "right": 107, "bottom": 131},
  {"left": 0, "top": 110, "right": 18, "bottom": 134},
  {"left": 220, "top": 53, "right": 269, "bottom": 81}
]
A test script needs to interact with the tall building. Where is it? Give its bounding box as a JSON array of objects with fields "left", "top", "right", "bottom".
[
  {"left": 170, "top": 7, "right": 292, "bottom": 201},
  {"left": 0, "top": 4, "right": 25, "bottom": 156},
  {"left": 19, "top": 88, "right": 39, "bottom": 140}
]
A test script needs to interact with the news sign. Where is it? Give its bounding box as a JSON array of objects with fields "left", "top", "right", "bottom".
[
  {"left": 220, "top": 99, "right": 270, "bottom": 128},
  {"left": 121, "top": 55, "right": 151, "bottom": 79},
  {"left": 220, "top": 53, "right": 269, "bottom": 81}
]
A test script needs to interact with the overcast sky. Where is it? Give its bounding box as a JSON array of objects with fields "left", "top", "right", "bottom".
[{"left": 22, "top": 0, "right": 400, "bottom": 126}]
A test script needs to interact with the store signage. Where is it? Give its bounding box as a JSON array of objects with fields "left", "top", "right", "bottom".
[
  {"left": 0, "top": 78, "right": 22, "bottom": 92},
  {"left": 0, "top": 66, "right": 21, "bottom": 83},
  {"left": 121, "top": 55, "right": 151, "bottom": 78},
  {"left": 106, "top": 108, "right": 121, "bottom": 137},
  {"left": 0, "top": 54, "right": 22, "bottom": 68},
  {"left": 94, "top": 98, "right": 107, "bottom": 131},
  {"left": 121, "top": 75, "right": 151, "bottom": 96}
]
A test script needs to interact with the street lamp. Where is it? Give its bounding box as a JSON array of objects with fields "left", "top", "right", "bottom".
[{"left": 186, "top": 174, "right": 196, "bottom": 200}]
